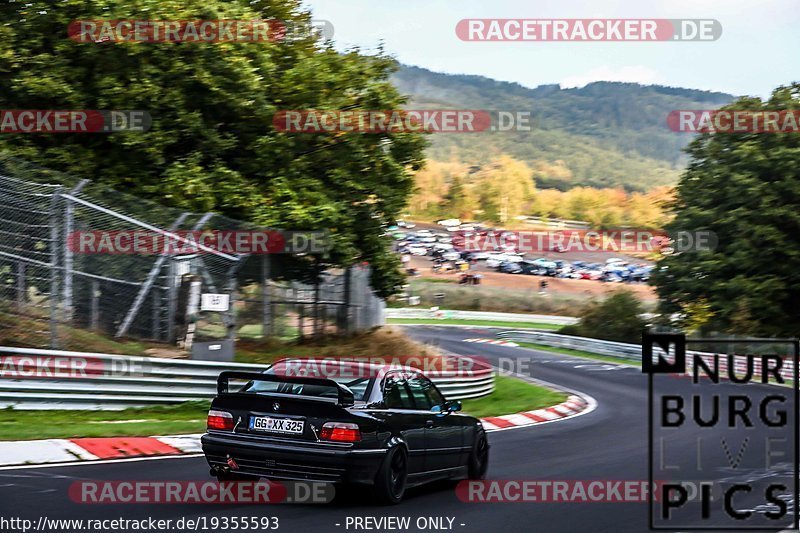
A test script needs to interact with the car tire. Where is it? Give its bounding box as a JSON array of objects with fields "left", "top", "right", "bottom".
[
  {"left": 374, "top": 446, "right": 408, "bottom": 505},
  {"left": 468, "top": 432, "right": 489, "bottom": 479}
]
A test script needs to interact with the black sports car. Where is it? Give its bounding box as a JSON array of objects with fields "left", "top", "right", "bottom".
[{"left": 201, "top": 360, "right": 490, "bottom": 504}]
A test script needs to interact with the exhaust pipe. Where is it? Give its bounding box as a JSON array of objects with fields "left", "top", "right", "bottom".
[{"left": 210, "top": 465, "right": 231, "bottom": 477}]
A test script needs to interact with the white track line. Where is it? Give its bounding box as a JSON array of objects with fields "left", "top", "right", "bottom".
[{"left": 0, "top": 453, "right": 204, "bottom": 471}]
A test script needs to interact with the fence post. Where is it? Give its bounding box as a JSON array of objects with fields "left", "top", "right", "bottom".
[
  {"left": 63, "top": 179, "right": 89, "bottom": 323},
  {"left": 115, "top": 212, "right": 191, "bottom": 338},
  {"left": 167, "top": 258, "right": 177, "bottom": 344},
  {"left": 49, "top": 188, "right": 61, "bottom": 349},
  {"left": 225, "top": 265, "right": 239, "bottom": 342},
  {"left": 90, "top": 280, "right": 100, "bottom": 330},
  {"left": 16, "top": 262, "right": 26, "bottom": 311},
  {"left": 298, "top": 302, "right": 305, "bottom": 341},
  {"left": 342, "top": 266, "right": 352, "bottom": 334},
  {"left": 262, "top": 255, "right": 271, "bottom": 338},
  {"left": 313, "top": 267, "right": 321, "bottom": 338},
  {"left": 151, "top": 288, "right": 160, "bottom": 340}
]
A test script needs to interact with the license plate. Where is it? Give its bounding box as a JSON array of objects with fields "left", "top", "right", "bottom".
[{"left": 249, "top": 416, "right": 305, "bottom": 434}]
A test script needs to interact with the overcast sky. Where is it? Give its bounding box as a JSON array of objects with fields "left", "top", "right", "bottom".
[{"left": 303, "top": 0, "right": 798, "bottom": 98}]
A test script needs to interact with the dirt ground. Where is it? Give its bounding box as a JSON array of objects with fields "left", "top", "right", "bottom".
[{"left": 409, "top": 255, "right": 657, "bottom": 301}]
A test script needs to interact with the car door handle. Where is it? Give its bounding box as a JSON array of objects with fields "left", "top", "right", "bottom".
[{"left": 425, "top": 420, "right": 434, "bottom": 428}]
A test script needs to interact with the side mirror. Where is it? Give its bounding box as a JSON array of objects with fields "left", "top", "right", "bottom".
[{"left": 443, "top": 400, "right": 462, "bottom": 413}]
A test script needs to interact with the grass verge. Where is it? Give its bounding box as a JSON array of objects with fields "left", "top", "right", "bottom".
[
  {"left": 0, "top": 376, "right": 569, "bottom": 440},
  {"left": 460, "top": 375, "right": 567, "bottom": 419},
  {"left": 0, "top": 402, "right": 210, "bottom": 441},
  {"left": 387, "top": 318, "right": 563, "bottom": 330}
]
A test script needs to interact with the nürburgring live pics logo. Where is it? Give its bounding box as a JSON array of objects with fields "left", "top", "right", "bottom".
[{"left": 644, "top": 332, "right": 799, "bottom": 530}]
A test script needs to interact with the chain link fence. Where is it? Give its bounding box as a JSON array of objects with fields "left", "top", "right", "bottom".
[{"left": 0, "top": 156, "right": 384, "bottom": 351}]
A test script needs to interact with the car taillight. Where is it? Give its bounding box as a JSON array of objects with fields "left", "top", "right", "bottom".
[
  {"left": 320, "top": 422, "right": 361, "bottom": 442},
  {"left": 207, "top": 409, "right": 234, "bottom": 430}
]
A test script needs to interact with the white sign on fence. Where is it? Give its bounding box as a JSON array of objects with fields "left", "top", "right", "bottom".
[{"left": 200, "top": 293, "right": 230, "bottom": 312}]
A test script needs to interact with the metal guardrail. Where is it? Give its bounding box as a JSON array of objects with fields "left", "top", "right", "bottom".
[
  {"left": 0, "top": 346, "right": 494, "bottom": 410},
  {"left": 497, "top": 331, "right": 641, "bottom": 359},
  {"left": 496, "top": 331, "right": 794, "bottom": 380},
  {"left": 387, "top": 308, "right": 578, "bottom": 325}
]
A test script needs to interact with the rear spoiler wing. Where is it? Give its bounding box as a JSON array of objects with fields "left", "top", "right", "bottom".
[{"left": 217, "top": 371, "right": 356, "bottom": 407}]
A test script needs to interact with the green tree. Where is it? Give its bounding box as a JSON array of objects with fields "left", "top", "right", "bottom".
[
  {"left": 440, "top": 174, "right": 474, "bottom": 219},
  {"left": 0, "top": 0, "right": 426, "bottom": 297},
  {"left": 561, "top": 291, "right": 646, "bottom": 343},
  {"left": 652, "top": 84, "right": 800, "bottom": 335}
]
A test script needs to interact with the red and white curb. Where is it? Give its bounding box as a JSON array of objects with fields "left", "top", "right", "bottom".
[
  {"left": 480, "top": 394, "right": 590, "bottom": 431},
  {"left": 463, "top": 338, "right": 519, "bottom": 347},
  {"left": 0, "top": 396, "right": 593, "bottom": 467},
  {"left": 0, "top": 434, "right": 202, "bottom": 467}
]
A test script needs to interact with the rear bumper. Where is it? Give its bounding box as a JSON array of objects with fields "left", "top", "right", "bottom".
[{"left": 201, "top": 432, "right": 387, "bottom": 485}]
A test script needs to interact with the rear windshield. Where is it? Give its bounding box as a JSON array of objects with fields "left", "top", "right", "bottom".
[{"left": 241, "top": 374, "right": 372, "bottom": 402}]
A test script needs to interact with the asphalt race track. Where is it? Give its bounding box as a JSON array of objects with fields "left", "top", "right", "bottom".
[{"left": 0, "top": 325, "right": 795, "bottom": 533}]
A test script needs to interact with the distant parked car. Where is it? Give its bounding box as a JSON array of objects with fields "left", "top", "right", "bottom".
[
  {"left": 485, "top": 253, "right": 509, "bottom": 268},
  {"left": 578, "top": 269, "right": 603, "bottom": 280},
  {"left": 498, "top": 262, "right": 523, "bottom": 274},
  {"left": 530, "top": 258, "right": 557, "bottom": 270}
]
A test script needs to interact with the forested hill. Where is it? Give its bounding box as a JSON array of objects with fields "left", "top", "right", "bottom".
[{"left": 391, "top": 65, "right": 734, "bottom": 191}]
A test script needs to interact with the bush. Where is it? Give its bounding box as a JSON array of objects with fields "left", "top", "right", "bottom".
[{"left": 560, "top": 290, "right": 646, "bottom": 343}]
